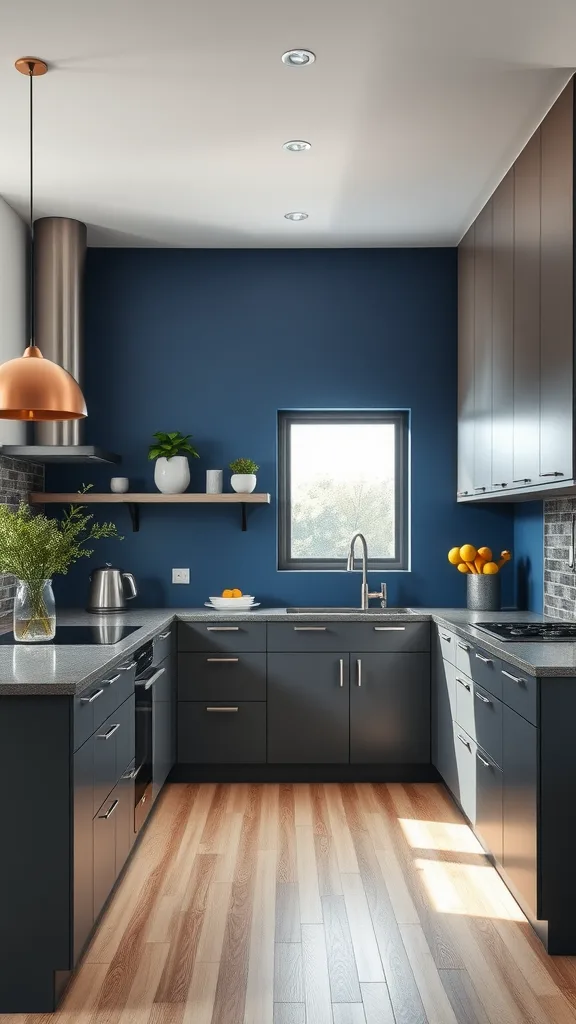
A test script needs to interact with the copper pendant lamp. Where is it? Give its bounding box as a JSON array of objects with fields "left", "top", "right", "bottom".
[{"left": 0, "top": 57, "right": 87, "bottom": 421}]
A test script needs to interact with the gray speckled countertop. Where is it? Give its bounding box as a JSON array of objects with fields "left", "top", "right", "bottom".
[{"left": 1, "top": 607, "right": 576, "bottom": 695}]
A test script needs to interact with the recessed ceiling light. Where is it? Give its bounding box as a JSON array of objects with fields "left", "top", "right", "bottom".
[
  {"left": 281, "top": 49, "right": 316, "bottom": 67},
  {"left": 284, "top": 211, "right": 309, "bottom": 221},
  {"left": 283, "top": 140, "right": 311, "bottom": 152}
]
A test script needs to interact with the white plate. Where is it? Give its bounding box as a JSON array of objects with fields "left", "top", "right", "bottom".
[{"left": 202, "top": 598, "right": 259, "bottom": 606}]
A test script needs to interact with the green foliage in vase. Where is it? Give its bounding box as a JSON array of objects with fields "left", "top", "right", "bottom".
[
  {"left": 229, "top": 458, "right": 259, "bottom": 474},
  {"left": 0, "top": 484, "right": 123, "bottom": 584},
  {"left": 148, "top": 432, "right": 200, "bottom": 461}
]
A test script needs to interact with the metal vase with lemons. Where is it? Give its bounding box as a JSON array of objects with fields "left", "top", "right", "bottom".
[{"left": 448, "top": 544, "right": 512, "bottom": 611}]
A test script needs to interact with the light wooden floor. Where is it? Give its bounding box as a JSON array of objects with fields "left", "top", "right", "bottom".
[{"left": 7, "top": 781, "right": 576, "bottom": 1024}]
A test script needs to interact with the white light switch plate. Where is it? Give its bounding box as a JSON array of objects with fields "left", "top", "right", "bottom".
[{"left": 172, "top": 568, "right": 190, "bottom": 584}]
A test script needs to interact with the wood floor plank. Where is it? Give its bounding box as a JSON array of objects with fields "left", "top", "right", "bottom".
[
  {"left": 117, "top": 943, "right": 171, "bottom": 1024},
  {"left": 360, "top": 983, "right": 396, "bottom": 1024},
  {"left": 165, "top": 784, "right": 218, "bottom": 903},
  {"left": 154, "top": 853, "right": 217, "bottom": 1002},
  {"left": 199, "top": 783, "right": 229, "bottom": 853},
  {"left": 324, "top": 784, "right": 359, "bottom": 874},
  {"left": 400, "top": 924, "right": 459, "bottom": 1024},
  {"left": 182, "top": 961, "right": 220, "bottom": 1024},
  {"left": 296, "top": 824, "right": 322, "bottom": 924},
  {"left": 332, "top": 1003, "right": 367, "bottom": 1024},
  {"left": 275, "top": 882, "right": 301, "bottom": 943},
  {"left": 294, "top": 783, "right": 314, "bottom": 828},
  {"left": 277, "top": 784, "right": 298, "bottom": 884},
  {"left": 226, "top": 782, "right": 250, "bottom": 815},
  {"left": 243, "top": 848, "right": 277, "bottom": 1024},
  {"left": 274, "top": 944, "right": 304, "bottom": 1003},
  {"left": 322, "top": 895, "right": 362, "bottom": 1002},
  {"left": 374, "top": 847, "right": 420, "bottom": 926},
  {"left": 213, "top": 811, "right": 244, "bottom": 884},
  {"left": 273, "top": 1004, "right": 306, "bottom": 1024},
  {"left": 341, "top": 873, "right": 385, "bottom": 984},
  {"left": 259, "top": 783, "right": 280, "bottom": 852},
  {"left": 440, "top": 969, "right": 492, "bottom": 1024},
  {"left": 301, "top": 923, "right": 334, "bottom": 1024},
  {"left": 196, "top": 881, "right": 233, "bottom": 963}
]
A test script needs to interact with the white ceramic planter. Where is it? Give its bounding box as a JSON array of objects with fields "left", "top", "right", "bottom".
[
  {"left": 231, "top": 473, "right": 257, "bottom": 494},
  {"left": 154, "top": 455, "right": 190, "bottom": 494}
]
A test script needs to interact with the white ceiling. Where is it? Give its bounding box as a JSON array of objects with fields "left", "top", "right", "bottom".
[{"left": 0, "top": 0, "right": 574, "bottom": 247}]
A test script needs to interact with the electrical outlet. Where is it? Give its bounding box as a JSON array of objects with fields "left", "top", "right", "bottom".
[{"left": 172, "top": 568, "right": 190, "bottom": 584}]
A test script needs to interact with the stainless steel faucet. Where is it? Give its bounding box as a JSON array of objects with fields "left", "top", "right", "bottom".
[{"left": 346, "top": 531, "right": 387, "bottom": 610}]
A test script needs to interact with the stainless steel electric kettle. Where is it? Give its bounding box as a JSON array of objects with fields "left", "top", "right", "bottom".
[{"left": 87, "top": 564, "right": 138, "bottom": 613}]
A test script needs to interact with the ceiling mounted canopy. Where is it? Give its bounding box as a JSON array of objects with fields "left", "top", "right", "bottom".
[{"left": 0, "top": 57, "right": 87, "bottom": 422}]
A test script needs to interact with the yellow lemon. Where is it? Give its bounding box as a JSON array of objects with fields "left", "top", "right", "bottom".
[
  {"left": 222, "top": 589, "right": 234, "bottom": 598},
  {"left": 482, "top": 562, "right": 499, "bottom": 575},
  {"left": 478, "top": 546, "right": 493, "bottom": 562},
  {"left": 459, "top": 544, "right": 477, "bottom": 563},
  {"left": 232, "top": 588, "right": 243, "bottom": 598},
  {"left": 448, "top": 547, "right": 462, "bottom": 565},
  {"left": 457, "top": 562, "right": 470, "bottom": 573}
]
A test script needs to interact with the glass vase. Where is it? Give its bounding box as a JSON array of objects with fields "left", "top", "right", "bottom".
[{"left": 13, "top": 579, "right": 56, "bottom": 642}]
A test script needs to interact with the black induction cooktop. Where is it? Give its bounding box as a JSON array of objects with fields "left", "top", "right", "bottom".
[
  {"left": 475, "top": 621, "right": 576, "bottom": 642},
  {"left": 0, "top": 625, "right": 141, "bottom": 646}
]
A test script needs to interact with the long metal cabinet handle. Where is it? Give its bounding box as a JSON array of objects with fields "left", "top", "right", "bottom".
[
  {"left": 457, "top": 677, "right": 471, "bottom": 691},
  {"left": 457, "top": 642, "right": 470, "bottom": 652},
  {"left": 457, "top": 733, "right": 471, "bottom": 749},
  {"left": 294, "top": 626, "right": 327, "bottom": 631},
  {"left": 97, "top": 722, "right": 121, "bottom": 740},
  {"left": 339, "top": 659, "right": 344, "bottom": 688},
  {"left": 475, "top": 692, "right": 491, "bottom": 704},
  {"left": 476, "top": 753, "right": 491, "bottom": 768},
  {"left": 207, "top": 626, "right": 239, "bottom": 631},
  {"left": 119, "top": 661, "right": 137, "bottom": 672},
  {"left": 502, "top": 669, "right": 524, "bottom": 684},
  {"left": 475, "top": 653, "right": 492, "bottom": 664},
  {"left": 513, "top": 478, "right": 531, "bottom": 483},
  {"left": 158, "top": 631, "right": 171, "bottom": 639},
  {"left": 440, "top": 632, "right": 452, "bottom": 641},
  {"left": 80, "top": 688, "right": 104, "bottom": 704},
  {"left": 138, "top": 666, "right": 166, "bottom": 690},
  {"left": 206, "top": 706, "right": 239, "bottom": 712},
  {"left": 206, "top": 657, "right": 239, "bottom": 663},
  {"left": 357, "top": 659, "right": 362, "bottom": 687},
  {"left": 122, "top": 767, "right": 138, "bottom": 780},
  {"left": 541, "top": 471, "right": 564, "bottom": 477},
  {"left": 373, "top": 626, "right": 405, "bottom": 632},
  {"left": 98, "top": 799, "right": 119, "bottom": 820},
  {"left": 102, "top": 673, "right": 121, "bottom": 686}
]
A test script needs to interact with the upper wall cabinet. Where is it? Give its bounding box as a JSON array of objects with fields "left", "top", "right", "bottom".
[{"left": 457, "top": 79, "right": 575, "bottom": 502}]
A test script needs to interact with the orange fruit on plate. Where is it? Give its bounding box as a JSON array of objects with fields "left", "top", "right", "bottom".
[
  {"left": 222, "top": 589, "right": 234, "bottom": 598},
  {"left": 232, "top": 588, "right": 243, "bottom": 598}
]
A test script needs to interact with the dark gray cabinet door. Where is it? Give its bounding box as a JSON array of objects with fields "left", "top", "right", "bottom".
[
  {"left": 116, "top": 770, "right": 135, "bottom": 876},
  {"left": 473, "top": 199, "right": 493, "bottom": 494},
  {"left": 350, "top": 653, "right": 430, "bottom": 764},
  {"left": 93, "top": 788, "right": 120, "bottom": 921},
  {"left": 539, "top": 80, "right": 574, "bottom": 483},
  {"left": 267, "top": 653, "right": 350, "bottom": 763},
  {"left": 457, "top": 223, "right": 475, "bottom": 498},
  {"left": 513, "top": 128, "right": 541, "bottom": 485},
  {"left": 475, "top": 748, "right": 503, "bottom": 863},
  {"left": 491, "top": 168, "right": 514, "bottom": 490},
  {"left": 502, "top": 706, "right": 538, "bottom": 918},
  {"left": 432, "top": 646, "right": 458, "bottom": 796},
  {"left": 73, "top": 739, "right": 94, "bottom": 963},
  {"left": 153, "top": 659, "right": 176, "bottom": 800},
  {"left": 454, "top": 725, "right": 477, "bottom": 825}
]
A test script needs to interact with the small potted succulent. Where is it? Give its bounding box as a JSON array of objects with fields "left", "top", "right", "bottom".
[
  {"left": 149, "top": 431, "right": 199, "bottom": 494},
  {"left": 229, "top": 457, "right": 259, "bottom": 494}
]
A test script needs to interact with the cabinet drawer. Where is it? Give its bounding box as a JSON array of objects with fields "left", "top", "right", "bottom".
[
  {"left": 267, "top": 621, "right": 429, "bottom": 653},
  {"left": 178, "top": 701, "right": 266, "bottom": 763},
  {"left": 73, "top": 658, "right": 136, "bottom": 750},
  {"left": 500, "top": 662, "right": 537, "bottom": 725},
  {"left": 178, "top": 653, "right": 266, "bottom": 701},
  {"left": 93, "top": 774, "right": 133, "bottom": 922},
  {"left": 475, "top": 747, "right": 503, "bottom": 863},
  {"left": 179, "top": 621, "right": 266, "bottom": 653},
  {"left": 455, "top": 673, "right": 502, "bottom": 767},
  {"left": 437, "top": 626, "right": 457, "bottom": 665},
  {"left": 454, "top": 724, "right": 477, "bottom": 825},
  {"left": 455, "top": 638, "right": 502, "bottom": 699},
  {"left": 153, "top": 626, "right": 174, "bottom": 666},
  {"left": 93, "top": 695, "right": 135, "bottom": 816}
]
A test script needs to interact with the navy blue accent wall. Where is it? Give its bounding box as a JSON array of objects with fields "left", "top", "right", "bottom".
[
  {"left": 48, "top": 249, "right": 515, "bottom": 609},
  {"left": 513, "top": 502, "right": 544, "bottom": 612}
]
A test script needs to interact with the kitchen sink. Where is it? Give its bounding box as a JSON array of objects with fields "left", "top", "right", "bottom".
[{"left": 286, "top": 607, "right": 416, "bottom": 615}]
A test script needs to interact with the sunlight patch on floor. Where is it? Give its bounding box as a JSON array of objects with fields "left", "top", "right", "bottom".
[
  {"left": 416, "top": 857, "right": 526, "bottom": 921},
  {"left": 399, "top": 817, "right": 484, "bottom": 854}
]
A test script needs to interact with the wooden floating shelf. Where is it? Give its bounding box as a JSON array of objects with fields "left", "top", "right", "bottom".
[{"left": 29, "top": 493, "right": 271, "bottom": 532}]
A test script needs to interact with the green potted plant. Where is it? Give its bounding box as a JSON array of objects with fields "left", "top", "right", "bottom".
[
  {"left": 0, "top": 488, "right": 122, "bottom": 642},
  {"left": 229, "top": 457, "right": 259, "bottom": 494},
  {"left": 148, "top": 431, "right": 200, "bottom": 494}
]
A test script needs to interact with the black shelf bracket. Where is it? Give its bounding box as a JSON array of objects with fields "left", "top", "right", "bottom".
[{"left": 127, "top": 503, "right": 140, "bottom": 532}]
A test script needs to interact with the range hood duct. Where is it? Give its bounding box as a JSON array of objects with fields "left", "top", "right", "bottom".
[{"left": 1, "top": 217, "right": 120, "bottom": 464}]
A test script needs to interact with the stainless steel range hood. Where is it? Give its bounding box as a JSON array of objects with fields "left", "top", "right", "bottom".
[{"left": 1, "top": 217, "right": 121, "bottom": 465}]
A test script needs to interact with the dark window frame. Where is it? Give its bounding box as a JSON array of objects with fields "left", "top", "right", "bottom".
[{"left": 278, "top": 410, "right": 410, "bottom": 572}]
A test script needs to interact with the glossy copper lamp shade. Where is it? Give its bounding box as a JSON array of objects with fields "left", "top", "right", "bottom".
[{"left": 0, "top": 346, "right": 87, "bottom": 420}]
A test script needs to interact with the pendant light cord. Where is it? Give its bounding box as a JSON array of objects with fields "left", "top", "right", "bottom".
[{"left": 28, "top": 61, "right": 35, "bottom": 347}]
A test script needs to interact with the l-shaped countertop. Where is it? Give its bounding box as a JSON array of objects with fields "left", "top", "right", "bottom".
[{"left": 1, "top": 607, "right": 576, "bottom": 695}]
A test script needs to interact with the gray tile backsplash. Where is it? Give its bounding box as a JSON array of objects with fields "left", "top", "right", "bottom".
[
  {"left": 0, "top": 456, "right": 44, "bottom": 614},
  {"left": 544, "top": 497, "right": 576, "bottom": 619}
]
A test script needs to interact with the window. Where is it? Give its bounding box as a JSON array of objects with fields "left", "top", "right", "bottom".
[{"left": 278, "top": 410, "right": 409, "bottom": 571}]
